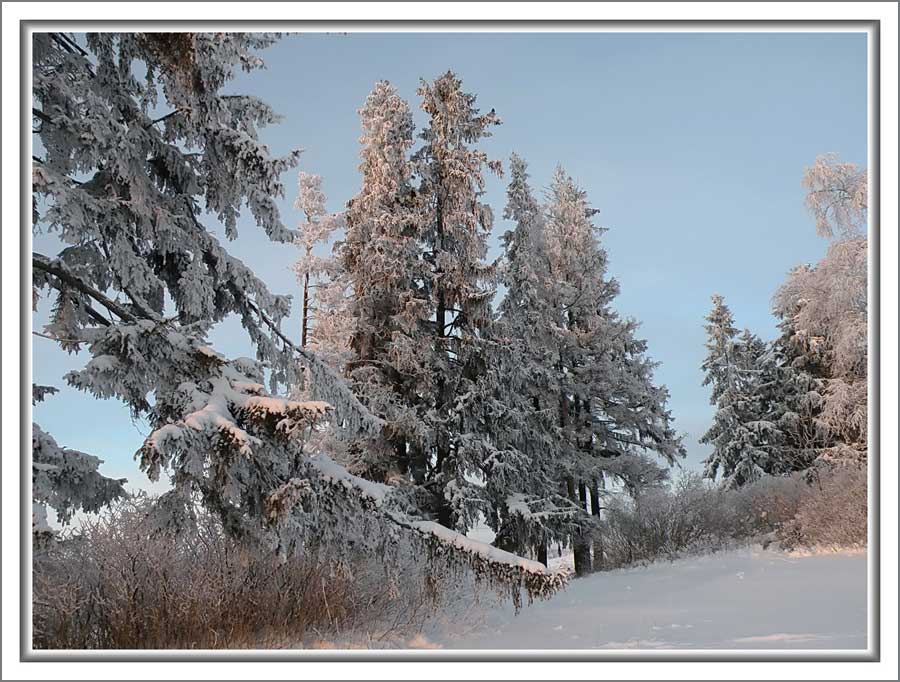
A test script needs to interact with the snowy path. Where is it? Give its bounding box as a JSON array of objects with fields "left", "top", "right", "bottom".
[{"left": 423, "top": 547, "right": 868, "bottom": 650}]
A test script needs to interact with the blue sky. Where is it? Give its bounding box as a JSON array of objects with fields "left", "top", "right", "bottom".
[{"left": 32, "top": 31, "right": 868, "bottom": 496}]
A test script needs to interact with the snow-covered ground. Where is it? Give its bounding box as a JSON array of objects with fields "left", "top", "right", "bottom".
[{"left": 416, "top": 547, "right": 867, "bottom": 650}]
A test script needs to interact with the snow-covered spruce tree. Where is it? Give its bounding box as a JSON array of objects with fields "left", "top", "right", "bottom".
[
  {"left": 772, "top": 154, "right": 867, "bottom": 466},
  {"left": 764, "top": 322, "right": 824, "bottom": 475},
  {"left": 699, "top": 296, "right": 782, "bottom": 488},
  {"left": 339, "top": 81, "right": 433, "bottom": 482},
  {"left": 699, "top": 294, "right": 739, "bottom": 485},
  {"left": 543, "top": 167, "right": 685, "bottom": 574},
  {"left": 731, "top": 330, "right": 788, "bottom": 476},
  {"left": 33, "top": 32, "right": 301, "bottom": 388},
  {"left": 412, "top": 71, "right": 503, "bottom": 531},
  {"left": 32, "top": 31, "right": 304, "bottom": 532},
  {"left": 491, "top": 154, "right": 581, "bottom": 563},
  {"left": 32, "top": 33, "right": 563, "bottom": 603}
]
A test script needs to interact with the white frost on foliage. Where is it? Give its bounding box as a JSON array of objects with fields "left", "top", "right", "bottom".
[
  {"left": 245, "top": 395, "right": 330, "bottom": 417},
  {"left": 308, "top": 452, "right": 555, "bottom": 577},
  {"left": 32, "top": 33, "right": 565, "bottom": 605},
  {"left": 402, "top": 519, "right": 552, "bottom": 576},
  {"left": 802, "top": 153, "right": 867, "bottom": 239},
  {"left": 506, "top": 493, "right": 534, "bottom": 519},
  {"left": 145, "top": 362, "right": 331, "bottom": 464},
  {"left": 293, "top": 169, "right": 353, "bottom": 372},
  {"left": 309, "top": 452, "right": 390, "bottom": 505},
  {"left": 32, "top": 423, "right": 127, "bottom": 525}
]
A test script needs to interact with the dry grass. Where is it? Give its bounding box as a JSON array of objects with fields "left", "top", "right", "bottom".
[{"left": 33, "top": 496, "right": 446, "bottom": 650}]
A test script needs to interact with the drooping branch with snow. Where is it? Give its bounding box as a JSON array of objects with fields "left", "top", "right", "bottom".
[{"left": 32, "top": 422, "right": 127, "bottom": 532}]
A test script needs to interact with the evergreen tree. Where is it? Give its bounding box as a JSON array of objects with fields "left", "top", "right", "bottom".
[
  {"left": 490, "top": 154, "right": 579, "bottom": 563},
  {"left": 765, "top": 320, "right": 824, "bottom": 474},
  {"left": 32, "top": 384, "right": 126, "bottom": 538},
  {"left": 32, "top": 419, "right": 127, "bottom": 536},
  {"left": 773, "top": 238, "right": 867, "bottom": 465},
  {"left": 699, "top": 297, "right": 779, "bottom": 488},
  {"left": 700, "top": 155, "right": 867, "bottom": 484},
  {"left": 413, "top": 71, "right": 503, "bottom": 531},
  {"left": 340, "top": 81, "right": 432, "bottom": 482},
  {"left": 543, "top": 167, "right": 685, "bottom": 573}
]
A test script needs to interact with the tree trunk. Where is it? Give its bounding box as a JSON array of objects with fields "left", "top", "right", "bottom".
[
  {"left": 395, "top": 437, "right": 408, "bottom": 477},
  {"left": 409, "top": 443, "right": 427, "bottom": 485},
  {"left": 432, "top": 185, "right": 452, "bottom": 513},
  {"left": 300, "top": 245, "right": 311, "bottom": 348},
  {"left": 559, "top": 378, "right": 569, "bottom": 428},
  {"left": 590, "top": 479, "right": 601, "bottom": 516},
  {"left": 573, "top": 537, "right": 592, "bottom": 577},
  {"left": 592, "top": 537, "right": 605, "bottom": 572},
  {"left": 568, "top": 476, "right": 592, "bottom": 577},
  {"left": 590, "top": 478, "right": 604, "bottom": 571},
  {"left": 537, "top": 541, "right": 548, "bottom": 567},
  {"left": 576, "top": 480, "right": 593, "bottom": 575},
  {"left": 437, "top": 499, "right": 454, "bottom": 528}
]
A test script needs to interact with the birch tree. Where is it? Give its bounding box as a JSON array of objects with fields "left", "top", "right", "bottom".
[
  {"left": 773, "top": 154, "right": 868, "bottom": 465},
  {"left": 292, "top": 171, "right": 352, "bottom": 371}
]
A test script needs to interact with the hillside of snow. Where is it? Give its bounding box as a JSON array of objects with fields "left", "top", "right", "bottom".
[{"left": 414, "top": 547, "right": 868, "bottom": 650}]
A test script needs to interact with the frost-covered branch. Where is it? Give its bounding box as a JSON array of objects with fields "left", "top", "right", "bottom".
[
  {"left": 32, "top": 423, "right": 127, "bottom": 527},
  {"left": 33, "top": 254, "right": 145, "bottom": 323},
  {"left": 308, "top": 453, "right": 567, "bottom": 608}
]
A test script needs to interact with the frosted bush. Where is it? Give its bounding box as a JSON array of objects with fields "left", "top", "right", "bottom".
[{"left": 595, "top": 467, "right": 866, "bottom": 569}]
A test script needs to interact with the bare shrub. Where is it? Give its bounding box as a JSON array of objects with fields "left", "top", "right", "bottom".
[
  {"left": 595, "top": 466, "right": 867, "bottom": 570},
  {"left": 598, "top": 473, "right": 738, "bottom": 568},
  {"left": 33, "top": 495, "right": 448, "bottom": 649},
  {"left": 776, "top": 465, "right": 867, "bottom": 550},
  {"left": 729, "top": 472, "right": 809, "bottom": 538}
]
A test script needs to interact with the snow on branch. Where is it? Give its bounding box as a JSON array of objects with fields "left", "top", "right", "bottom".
[
  {"left": 32, "top": 423, "right": 128, "bottom": 526},
  {"left": 308, "top": 453, "right": 567, "bottom": 609},
  {"left": 122, "top": 331, "right": 561, "bottom": 606},
  {"left": 238, "top": 292, "right": 385, "bottom": 437}
]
